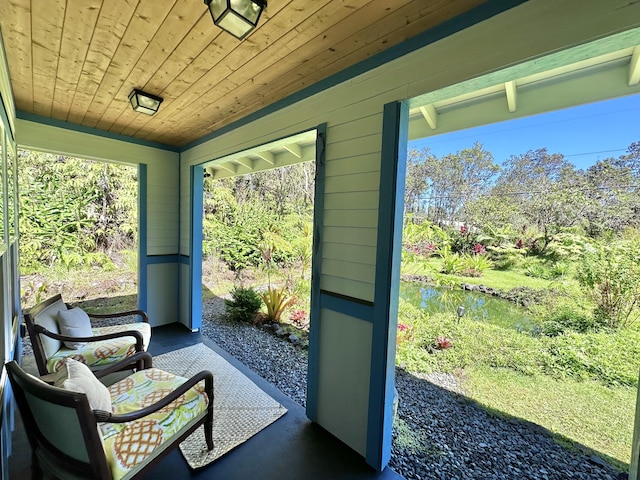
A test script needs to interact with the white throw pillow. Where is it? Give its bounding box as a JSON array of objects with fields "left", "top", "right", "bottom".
[
  {"left": 58, "top": 307, "right": 93, "bottom": 349},
  {"left": 54, "top": 358, "right": 112, "bottom": 412}
]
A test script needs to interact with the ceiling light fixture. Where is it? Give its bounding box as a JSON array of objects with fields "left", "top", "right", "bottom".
[
  {"left": 128, "top": 89, "right": 163, "bottom": 115},
  {"left": 204, "top": 0, "right": 267, "bottom": 40}
]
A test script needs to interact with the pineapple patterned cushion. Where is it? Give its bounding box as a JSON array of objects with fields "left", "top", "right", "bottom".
[
  {"left": 101, "top": 368, "right": 209, "bottom": 480},
  {"left": 46, "top": 322, "right": 151, "bottom": 373}
]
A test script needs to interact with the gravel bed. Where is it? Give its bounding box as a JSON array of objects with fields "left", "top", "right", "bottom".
[
  {"left": 201, "top": 297, "right": 625, "bottom": 480},
  {"left": 201, "top": 297, "right": 308, "bottom": 407}
]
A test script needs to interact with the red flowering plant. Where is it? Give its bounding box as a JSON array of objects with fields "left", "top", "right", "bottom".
[
  {"left": 473, "top": 243, "right": 486, "bottom": 255},
  {"left": 396, "top": 323, "right": 414, "bottom": 345},
  {"left": 289, "top": 309, "right": 308, "bottom": 328},
  {"left": 434, "top": 336, "right": 453, "bottom": 350}
]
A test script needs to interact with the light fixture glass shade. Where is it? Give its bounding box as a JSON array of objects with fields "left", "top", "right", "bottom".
[
  {"left": 128, "top": 89, "right": 163, "bottom": 115},
  {"left": 204, "top": 0, "right": 266, "bottom": 40}
]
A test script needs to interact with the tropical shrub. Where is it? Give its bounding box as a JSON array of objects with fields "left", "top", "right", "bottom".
[
  {"left": 461, "top": 253, "right": 492, "bottom": 277},
  {"left": 486, "top": 243, "right": 526, "bottom": 270},
  {"left": 262, "top": 287, "right": 295, "bottom": 322},
  {"left": 224, "top": 286, "right": 263, "bottom": 323},
  {"left": 289, "top": 309, "right": 308, "bottom": 328},
  {"left": 439, "top": 245, "right": 465, "bottom": 274},
  {"left": 576, "top": 243, "right": 640, "bottom": 329}
]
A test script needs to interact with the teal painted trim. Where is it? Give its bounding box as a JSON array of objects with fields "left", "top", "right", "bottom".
[
  {"left": 366, "top": 101, "right": 408, "bottom": 471},
  {"left": 190, "top": 165, "right": 204, "bottom": 332},
  {"left": 181, "top": 0, "right": 526, "bottom": 152},
  {"left": 306, "top": 123, "right": 327, "bottom": 423},
  {"left": 146, "top": 255, "right": 179, "bottom": 264},
  {"left": 16, "top": 111, "right": 180, "bottom": 152},
  {"left": 319, "top": 291, "right": 373, "bottom": 322},
  {"left": 138, "top": 164, "right": 148, "bottom": 313},
  {"left": 179, "top": 254, "right": 190, "bottom": 265}
]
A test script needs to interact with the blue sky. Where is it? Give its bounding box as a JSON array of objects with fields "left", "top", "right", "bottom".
[{"left": 408, "top": 93, "right": 640, "bottom": 170}]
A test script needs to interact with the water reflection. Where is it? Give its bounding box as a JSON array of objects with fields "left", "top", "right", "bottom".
[{"left": 400, "top": 283, "right": 534, "bottom": 331}]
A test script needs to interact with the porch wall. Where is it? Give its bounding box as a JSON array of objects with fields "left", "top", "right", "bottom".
[
  {"left": 15, "top": 119, "right": 181, "bottom": 326},
  {"left": 179, "top": 0, "right": 640, "bottom": 463}
]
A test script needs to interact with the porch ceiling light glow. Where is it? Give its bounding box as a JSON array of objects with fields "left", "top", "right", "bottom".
[
  {"left": 204, "top": 0, "right": 267, "bottom": 40},
  {"left": 128, "top": 89, "right": 163, "bottom": 115}
]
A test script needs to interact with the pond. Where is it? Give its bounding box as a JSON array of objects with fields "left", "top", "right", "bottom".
[{"left": 399, "top": 283, "right": 535, "bottom": 331}]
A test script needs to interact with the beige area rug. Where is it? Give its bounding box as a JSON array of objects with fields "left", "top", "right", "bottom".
[{"left": 153, "top": 343, "right": 287, "bottom": 469}]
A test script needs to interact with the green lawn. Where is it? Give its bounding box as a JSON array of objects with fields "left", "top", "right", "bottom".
[{"left": 465, "top": 366, "right": 636, "bottom": 471}]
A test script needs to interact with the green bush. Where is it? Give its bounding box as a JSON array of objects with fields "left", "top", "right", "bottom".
[
  {"left": 539, "top": 303, "right": 593, "bottom": 335},
  {"left": 576, "top": 243, "right": 640, "bottom": 329},
  {"left": 224, "top": 286, "right": 263, "bottom": 323}
]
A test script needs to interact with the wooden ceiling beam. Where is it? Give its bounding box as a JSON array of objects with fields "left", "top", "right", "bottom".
[
  {"left": 235, "top": 157, "right": 254, "bottom": 170},
  {"left": 629, "top": 46, "right": 640, "bottom": 86},
  {"left": 217, "top": 163, "right": 238, "bottom": 174},
  {"left": 256, "top": 152, "right": 275, "bottom": 165},
  {"left": 419, "top": 104, "right": 438, "bottom": 130},
  {"left": 505, "top": 80, "right": 517, "bottom": 112},
  {"left": 284, "top": 143, "right": 303, "bottom": 158}
]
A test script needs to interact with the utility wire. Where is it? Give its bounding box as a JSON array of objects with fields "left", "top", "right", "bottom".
[{"left": 417, "top": 184, "right": 640, "bottom": 200}]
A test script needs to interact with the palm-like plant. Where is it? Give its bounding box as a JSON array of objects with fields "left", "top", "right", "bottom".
[{"left": 262, "top": 287, "right": 295, "bottom": 323}]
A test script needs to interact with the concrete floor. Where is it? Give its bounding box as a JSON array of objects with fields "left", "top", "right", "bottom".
[{"left": 9, "top": 324, "right": 404, "bottom": 480}]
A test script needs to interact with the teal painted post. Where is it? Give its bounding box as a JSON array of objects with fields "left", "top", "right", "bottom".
[
  {"left": 190, "top": 165, "right": 204, "bottom": 331},
  {"left": 138, "top": 164, "right": 148, "bottom": 313},
  {"left": 306, "top": 123, "right": 327, "bottom": 422},
  {"left": 366, "top": 101, "right": 408, "bottom": 470}
]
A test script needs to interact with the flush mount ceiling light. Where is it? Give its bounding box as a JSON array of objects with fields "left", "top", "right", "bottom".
[
  {"left": 204, "top": 0, "right": 267, "bottom": 40},
  {"left": 128, "top": 89, "right": 163, "bottom": 115}
]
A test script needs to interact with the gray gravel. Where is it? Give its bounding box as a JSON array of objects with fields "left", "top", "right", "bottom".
[
  {"left": 201, "top": 297, "right": 626, "bottom": 480},
  {"left": 201, "top": 297, "right": 308, "bottom": 406}
]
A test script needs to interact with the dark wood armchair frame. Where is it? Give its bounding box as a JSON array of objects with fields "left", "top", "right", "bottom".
[
  {"left": 24, "top": 293, "right": 150, "bottom": 376},
  {"left": 6, "top": 352, "right": 214, "bottom": 480}
]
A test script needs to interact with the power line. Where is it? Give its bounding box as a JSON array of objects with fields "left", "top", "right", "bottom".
[
  {"left": 563, "top": 148, "right": 627, "bottom": 158},
  {"left": 418, "top": 184, "right": 640, "bottom": 200}
]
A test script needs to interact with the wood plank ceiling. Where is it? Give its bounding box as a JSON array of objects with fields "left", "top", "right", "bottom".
[{"left": 0, "top": 0, "right": 484, "bottom": 148}]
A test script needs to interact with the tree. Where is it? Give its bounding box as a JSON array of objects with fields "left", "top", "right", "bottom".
[
  {"left": 493, "top": 148, "right": 583, "bottom": 254},
  {"left": 416, "top": 142, "right": 499, "bottom": 225},
  {"left": 404, "top": 148, "right": 434, "bottom": 215},
  {"left": 582, "top": 157, "right": 638, "bottom": 236}
]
